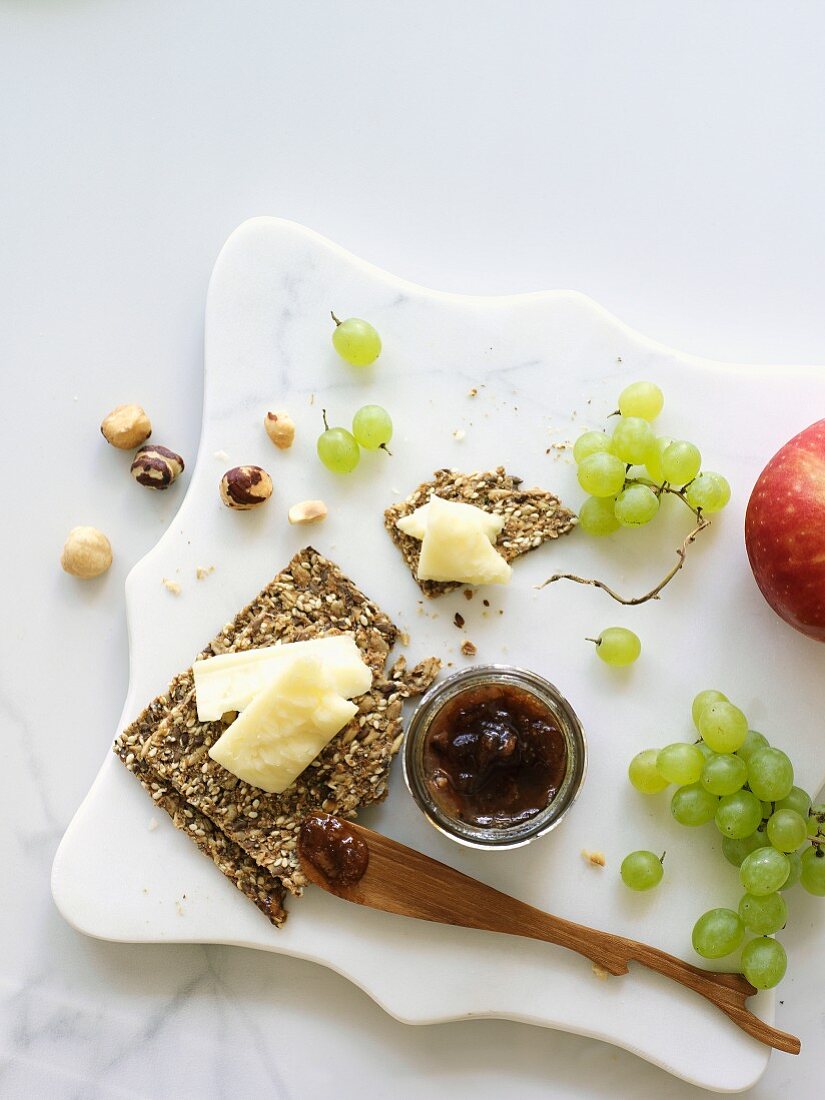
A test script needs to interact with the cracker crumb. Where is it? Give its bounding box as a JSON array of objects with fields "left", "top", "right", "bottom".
[
  {"left": 582, "top": 849, "right": 606, "bottom": 867},
  {"left": 453, "top": 429, "right": 466, "bottom": 441},
  {"left": 467, "top": 387, "right": 478, "bottom": 398},
  {"left": 592, "top": 962, "right": 610, "bottom": 981},
  {"left": 148, "top": 818, "right": 159, "bottom": 832},
  {"left": 460, "top": 640, "right": 477, "bottom": 657},
  {"left": 463, "top": 589, "right": 473, "bottom": 601},
  {"left": 399, "top": 631, "right": 410, "bottom": 646},
  {"left": 309, "top": 393, "right": 315, "bottom": 405},
  {"left": 213, "top": 450, "right": 229, "bottom": 462},
  {"left": 196, "top": 565, "right": 215, "bottom": 580},
  {"left": 175, "top": 900, "right": 185, "bottom": 916},
  {"left": 483, "top": 599, "right": 490, "bottom": 607},
  {"left": 162, "top": 578, "right": 182, "bottom": 596},
  {"left": 454, "top": 612, "right": 465, "bottom": 629}
]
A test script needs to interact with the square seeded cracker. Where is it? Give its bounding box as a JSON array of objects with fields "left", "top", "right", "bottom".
[
  {"left": 119, "top": 548, "right": 439, "bottom": 901},
  {"left": 383, "top": 467, "right": 577, "bottom": 597}
]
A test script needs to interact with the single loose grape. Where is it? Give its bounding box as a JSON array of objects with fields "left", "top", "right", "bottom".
[
  {"left": 613, "top": 484, "right": 659, "bottom": 527},
  {"left": 620, "top": 851, "right": 664, "bottom": 891},
  {"left": 573, "top": 431, "right": 611, "bottom": 464},
  {"left": 747, "top": 747, "right": 794, "bottom": 802},
  {"left": 577, "top": 452, "right": 627, "bottom": 497},
  {"left": 742, "top": 937, "right": 787, "bottom": 990},
  {"left": 671, "top": 783, "right": 719, "bottom": 826},
  {"left": 739, "top": 891, "right": 788, "bottom": 935},
  {"left": 740, "top": 847, "right": 790, "bottom": 895},
  {"left": 700, "top": 753, "right": 748, "bottom": 796},
  {"left": 331, "top": 314, "right": 381, "bottom": 366},
  {"left": 800, "top": 847, "right": 825, "bottom": 895},
  {"left": 699, "top": 700, "right": 748, "bottom": 753},
  {"left": 618, "top": 381, "right": 664, "bottom": 422},
  {"left": 661, "top": 440, "right": 702, "bottom": 486},
  {"left": 691, "top": 908, "right": 744, "bottom": 959},
  {"left": 715, "top": 790, "right": 763, "bottom": 839},
  {"left": 767, "top": 809, "right": 808, "bottom": 853},
  {"left": 351, "top": 404, "right": 393, "bottom": 450},
  {"left": 736, "top": 729, "right": 769, "bottom": 763},
  {"left": 782, "top": 849, "right": 803, "bottom": 889},
  {"left": 644, "top": 436, "right": 673, "bottom": 484},
  {"left": 685, "top": 471, "right": 731, "bottom": 513},
  {"left": 722, "top": 828, "right": 768, "bottom": 867},
  {"left": 775, "top": 786, "right": 812, "bottom": 820},
  {"left": 628, "top": 749, "right": 670, "bottom": 794},
  {"left": 591, "top": 627, "right": 641, "bottom": 666},
  {"left": 691, "top": 688, "right": 728, "bottom": 731},
  {"left": 610, "top": 416, "right": 656, "bottom": 464},
  {"left": 657, "top": 743, "right": 704, "bottom": 786},
  {"left": 317, "top": 425, "right": 360, "bottom": 474},
  {"left": 578, "top": 495, "right": 621, "bottom": 536}
]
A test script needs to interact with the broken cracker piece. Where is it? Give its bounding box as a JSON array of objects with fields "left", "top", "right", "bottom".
[
  {"left": 162, "top": 578, "right": 182, "bottom": 596},
  {"left": 460, "top": 640, "right": 477, "bottom": 657}
]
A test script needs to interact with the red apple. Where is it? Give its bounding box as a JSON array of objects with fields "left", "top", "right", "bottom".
[{"left": 745, "top": 419, "right": 825, "bottom": 641}]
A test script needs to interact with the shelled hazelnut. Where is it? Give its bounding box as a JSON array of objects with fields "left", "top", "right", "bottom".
[
  {"left": 60, "top": 527, "right": 113, "bottom": 578},
  {"left": 100, "top": 404, "right": 152, "bottom": 449},
  {"left": 130, "top": 445, "right": 185, "bottom": 489},
  {"left": 288, "top": 500, "right": 327, "bottom": 525},
  {"left": 264, "top": 410, "right": 295, "bottom": 450},
  {"left": 220, "top": 466, "right": 273, "bottom": 510}
]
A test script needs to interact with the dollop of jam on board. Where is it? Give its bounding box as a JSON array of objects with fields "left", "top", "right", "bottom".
[
  {"left": 298, "top": 814, "right": 370, "bottom": 887},
  {"left": 422, "top": 683, "right": 567, "bottom": 828}
]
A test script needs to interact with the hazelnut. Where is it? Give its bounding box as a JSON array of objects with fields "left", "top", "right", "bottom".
[
  {"left": 131, "top": 445, "right": 185, "bottom": 490},
  {"left": 100, "top": 404, "right": 152, "bottom": 449},
  {"left": 288, "top": 499, "right": 327, "bottom": 525},
  {"left": 264, "top": 410, "right": 295, "bottom": 450},
  {"left": 220, "top": 465, "right": 273, "bottom": 509},
  {"left": 61, "top": 526, "right": 113, "bottom": 578}
]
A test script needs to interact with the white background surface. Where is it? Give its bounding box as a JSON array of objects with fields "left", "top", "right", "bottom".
[{"left": 2, "top": 2, "right": 824, "bottom": 1098}]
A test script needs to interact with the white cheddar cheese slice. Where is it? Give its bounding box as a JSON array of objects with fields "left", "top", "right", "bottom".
[
  {"left": 193, "top": 634, "right": 371, "bottom": 722},
  {"left": 208, "top": 654, "right": 357, "bottom": 794},
  {"left": 397, "top": 495, "right": 511, "bottom": 586}
]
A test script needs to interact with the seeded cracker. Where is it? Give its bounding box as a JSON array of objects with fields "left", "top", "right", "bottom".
[
  {"left": 115, "top": 548, "right": 440, "bottom": 915},
  {"left": 384, "top": 467, "right": 577, "bottom": 597}
]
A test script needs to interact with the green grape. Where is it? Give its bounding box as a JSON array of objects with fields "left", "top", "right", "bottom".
[
  {"left": 800, "top": 847, "right": 825, "bottom": 895},
  {"left": 351, "top": 404, "right": 392, "bottom": 450},
  {"left": 722, "top": 828, "right": 768, "bottom": 867},
  {"left": 620, "top": 850, "right": 664, "bottom": 891},
  {"left": 573, "top": 431, "right": 611, "bottom": 464},
  {"left": 628, "top": 749, "right": 669, "bottom": 794},
  {"left": 671, "top": 783, "right": 719, "bottom": 826},
  {"left": 592, "top": 627, "right": 641, "bottom": 666},
  {"left": 578, "top": 495, "right": 621, "bottom": 536},
  {"left": 700, "top": 753, "right": 747, "bottom": 796},
  {"left": 698, "top": 701, "right": 748, "bottom": 753},
  {"left": 661, "top": 440, "right": 702, "bottom": 486},
  {"left": 736, "top": 729, "right": 769, "bottom": 763},
  {"left": 767, "top": 809, "right": 808, "bottom": 853},
  {"left": 740, "top": 847, "right": 790, "bottom": 895},
  {"left": 760, "top": 800, "right": 774, "bottom": 820},
  {"left": 747, "top": 747, "right": 794, "bottom": 802},
  {"left": 691, "top": 908, "right": 744, "bottom": 959},
  {"left": 577, "top": 452, "right": 627, "bottom": 497},
  {"left": 715, "top": 790, "right": 763, "bottom": 839},
  {"left": 644, "top": 436, "right": 673, "bottom": 484},
  {"left": 695, "top": 741, "right": 714, "bottom": 760},
  {"left": 739, "top": 891, "right": 787, "bottom": 935},
  {"left": 613, "top": 484, "right": 659, "bottom": 527},
  {"left": 657, "top": 743, "right": 705, "bottom": 786},
  {"left": 618, "top": 381, "right": 664, "bottom": 422},
  {"left": 782, "top": 849, "right": 803, "bottom": 889},
  {"left": 317, "top": 426, "right": 360, "bottom": 474},
  {"left": 685, "top": 471, "right": 731, "bottom": 513},
  {"left": 775, "top": 786, "right": 812, "bottom": 820},
  {"left": 331, "top": 315, "right": 381, "bottom": 366},
  {"left": 691, "top": 689, "right": 728, "bottom": 731},
  {"left": 610, "top": 416, "right": 656, "bottom": 464},
  {"left": 741, "top": 937, "right": 787, "bottom": 990}
]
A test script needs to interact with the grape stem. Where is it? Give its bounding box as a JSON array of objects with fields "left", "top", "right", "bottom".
[
  {"left": 330, "top": 311, "right": 342, "bottom": 327},
  {"left": 322, "top": 409, "right": 330, "bottom": 431},
  {"left": 380, "top": 443, "right": 393, "bottom": 456},
  {"left": 538, "top": 513, "right": 711, "bottom": 605}
]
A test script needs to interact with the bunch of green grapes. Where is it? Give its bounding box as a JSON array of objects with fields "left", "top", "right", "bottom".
[
  {"left": 624, "top": 689, "right": 825, "bottom": 990},
  {"left": 573, "top": 381, "right": 731, "bottom": 534}
]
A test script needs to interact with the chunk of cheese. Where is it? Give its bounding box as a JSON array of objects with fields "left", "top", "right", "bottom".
[
  {"left": 397, "top": 495, "right": 511, "bottom": 586},
  {"left": 193, "top": 634, "right": 371, "bottom": 722},
  {"left": 208, "top": 654, "right": 357, "bottom": 794}
]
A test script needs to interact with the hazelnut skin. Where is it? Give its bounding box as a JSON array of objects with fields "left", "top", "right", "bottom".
[
  {"left": 220, "top": 466, "right": 273, "bottom": 510},
  {"left": 100, "top": 404, "right": 152, "bottom": 449},
  {"left": 61, "top": 527, "right": 113, "bottom": 578},
  {"left": 131, "top": 445, "right": 185, "bottom": 489}
]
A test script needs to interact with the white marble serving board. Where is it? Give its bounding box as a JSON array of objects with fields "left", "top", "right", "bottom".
[{"left": 52, "top": 218, "right": 825, "bottom": 1092}]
